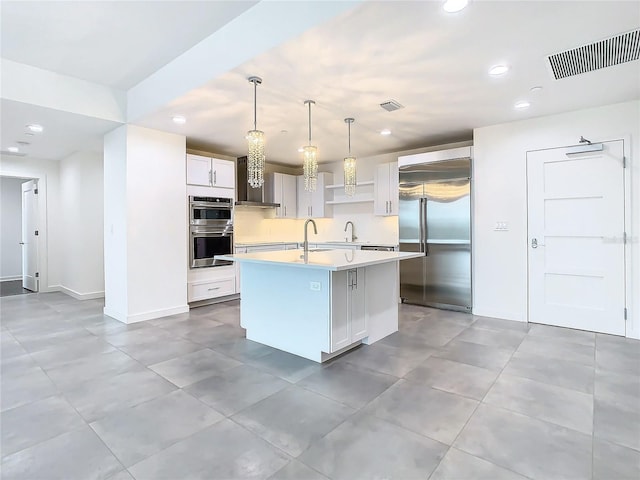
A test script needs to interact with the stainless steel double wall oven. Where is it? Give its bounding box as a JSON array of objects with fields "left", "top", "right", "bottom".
[{"left": 189, "top": 196, "right": 233, "bottom": 268}]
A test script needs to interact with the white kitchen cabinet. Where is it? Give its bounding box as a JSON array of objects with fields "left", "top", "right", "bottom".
[
  {"left": 187, "top": 264, "right": 237, "bottom": 303},
  {"left": 330, "top": 267, "right": 367, "bottom": 352},
  {"left": 374, "top": 162, "right": 399, "bottom": 216},
  {"left": 266, "top": 173, "right": 297, "bottom": 218},
  {"left": 186, "top": 154, "right": 235, "bottom": 189},
  {"left": 297, "top": 172, "right": 333, "bottom": 218}
]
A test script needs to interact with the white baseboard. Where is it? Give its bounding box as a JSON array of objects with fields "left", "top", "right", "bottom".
[
  {"left": 0, "top": 276, "right": 22, "bottom": 282},
  {"left": 472, "top": 307, "right": 527, "bottom": 322},
  {"left": 59, "top": 285, "right": 105, "bottom": 300},
  {"left": 104, "top": 304, "right": 189, "bottom": 324}
]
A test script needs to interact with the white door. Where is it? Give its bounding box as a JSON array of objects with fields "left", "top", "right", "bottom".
[
  {"left": 374, "top": 163, "right": 390, "bottom": 216},
  {"left": 296, "top": 175, "right": 312, "bottom": 218},
  {"left": 527, "top": 140, "right": 625, "bottom": 335},
  {"left": 211, "top": 158, "right": 235, "bottom": 189},
  {"left": 186, "top": 154, "right": 211, "bottom": 186},
  {"left": 350, "top": 268, "right": 368, "bottom": 341},
  {"left": 21, "top": 180, "right": 39, "bottom": 292},
  {"left": 282, "top": 174, "right": 297, "bottom": 219}
]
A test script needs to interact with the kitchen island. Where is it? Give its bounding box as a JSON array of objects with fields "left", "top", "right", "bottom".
[{"left": 217, "top": 249, "right": 423, "bottom": 362}]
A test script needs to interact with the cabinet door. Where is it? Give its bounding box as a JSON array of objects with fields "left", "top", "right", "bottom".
[
  {"left": 374, "top": 163, "right": 391, "bottom": 216},
  {"left": 350, "top": 268, "right": 368, "bottom": 341},
  {"left": 331, "top": 270, "right": 351, "bottom": 352},
  {"left": 186, "top": 154, "right": 211, "bottom": 186},
  {"left": 270, "top": 174, "right": 285, "bottom": 218},
  {"left": 282, "top": 174, "right": 297, "bottom": 218},
  {"left": 296, "top": 175, "right": 312, "bottom": 218},
  {"left": 211, "top": 158, "right": 235, "bottom": 189},
  {"left": 388, "top": 162, "right": 399, "bottom": 215},
  {"left": 310, "top": 172, "right": 332, "bottom": 218}
]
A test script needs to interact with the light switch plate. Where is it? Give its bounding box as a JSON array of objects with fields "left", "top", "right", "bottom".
[{"left": 494, "top": 222, "right": 509, "bottom": 231}]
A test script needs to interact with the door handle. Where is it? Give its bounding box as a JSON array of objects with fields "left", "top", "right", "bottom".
[
  {"left": 531, "top": 238, "right": 545, "bottom": 248},
  {"left": 213, "top": 170, "right": 217, "bottom": 185},
  {"left": 19, "top": 242, "right": 25, "bottom": 245}
]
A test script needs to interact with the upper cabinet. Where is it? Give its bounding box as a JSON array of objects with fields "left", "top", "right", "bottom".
[
  {"left": 266, "top": 172, "right": 297, "bottom": 218},
  {"left": 186, "top": 154, "right": 235, "bottom": 189},
  {"left": 374, "top": 162, "right": 399, "bottom": 216},
  {"left": 297, "top": 172, "right": 333, "bottom": 218}
]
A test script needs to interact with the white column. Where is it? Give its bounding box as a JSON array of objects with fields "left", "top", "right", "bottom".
[{"left": 104, "top": 125, "right": 188, "bottom": 323}]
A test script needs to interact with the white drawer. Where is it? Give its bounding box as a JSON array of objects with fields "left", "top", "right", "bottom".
[{"left": 188, "top": 278, "right": 235, "bottom": 302}]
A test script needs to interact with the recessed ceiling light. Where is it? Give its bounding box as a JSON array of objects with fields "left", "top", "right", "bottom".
[
  {"left": 172, "top": 115, "right": 186, "bottom": 125},
  {"left": 280, "top": 130, "right": 288, "bottom": 134},
  {"left": 530, "top": 86, "right": 543, "bottom": 93},
  {"left": 380, "top": 129, "right": 392, "bottom": 136},
  {"left": 443, "top": 0, "right": 469, "bottom": 13},
  {"left": 514, "top": 101, "right": 531, "bottom": 110},
  {"left": 7, "top": 146, "right": 19, "bottom": 153},
  {"left": 26, "top": 124, "right": 43, "bottom": 133},
  {"left": 489, "top": 65, "right": 510, "bottom": 76}
]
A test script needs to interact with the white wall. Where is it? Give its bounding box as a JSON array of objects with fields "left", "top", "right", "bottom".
[
  {"left": 60, "top": 151, "right": 105, "bottom": 298},
  {"left": 104, "top": 125, "right": 188, "bottom": 323},
  {"left": 104, "top": 127, "right": 128, "bottom": 317},
  {"left": 473, "top": 100, "right": 640, "bottom": 339},
  {"left": 0, "top": 155, "right": 61, "bottom": 292},
  {"left": 0, "top": 177, "right": 25, "bottom": 280}
]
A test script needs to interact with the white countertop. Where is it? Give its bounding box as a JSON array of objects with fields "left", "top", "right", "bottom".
[
  {"left": 235, "top": 241, "right": 399, "bottom": 248},
  {"left": 217, "top": 249, "right": 422, "bottom": 271}
]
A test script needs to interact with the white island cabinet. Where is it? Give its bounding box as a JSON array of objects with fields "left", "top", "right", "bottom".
[{"left": 217, "top": 249, "right": 422, "bottom": 362}]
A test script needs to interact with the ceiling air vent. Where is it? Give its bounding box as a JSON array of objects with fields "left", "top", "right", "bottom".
[
  {"left": 380, "top": 99, "right": 404, "bottom": 112},
  {"left": 547, "top": 28, "right": 640, "bottom": 80}
]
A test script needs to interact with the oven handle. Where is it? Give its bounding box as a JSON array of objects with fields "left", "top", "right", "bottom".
[
  {"left": 191, "top": 230, "right": 233, "bottom": 237},
  {"left": 190, "top": 202, "right": 233, "bottom": 209}
]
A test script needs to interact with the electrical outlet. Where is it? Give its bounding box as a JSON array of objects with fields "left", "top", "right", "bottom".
[
  {"left": 310, "top": 281, "right": 321, "bottom": 291},
  {"left": 494, "top": 222, "right": 509, "bottom": 231}
]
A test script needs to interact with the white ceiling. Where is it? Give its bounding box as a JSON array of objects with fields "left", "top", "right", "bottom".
[
  {"left": 1, "top": 1, "right": 639, "bottom": 165},
  {"left": 0, "top": 1, "right": 258, "bottom": 89}
]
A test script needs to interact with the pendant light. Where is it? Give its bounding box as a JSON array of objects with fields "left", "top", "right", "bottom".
[
  {"left": 246, "top": 76, "right": 265, "bottom": 188},
  {"left": 303, "top": 100, "right": 318, "bottom": 192},
  {"left": 343, "top": 118, "right": 356, "bottom": 196}
]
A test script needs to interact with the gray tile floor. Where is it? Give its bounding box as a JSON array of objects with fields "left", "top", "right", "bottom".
[{"left": 1, "top": 293, "right": 639, "bottom": 480}]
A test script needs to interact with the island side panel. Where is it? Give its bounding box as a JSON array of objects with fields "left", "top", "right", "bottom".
[
  {"left": 363, "top": 261, "right": 400, "bottom": 344},
  {"left": 240, "top": 262, "right": 331, "bottom": 362}
]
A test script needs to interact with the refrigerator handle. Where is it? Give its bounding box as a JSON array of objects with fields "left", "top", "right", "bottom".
[
  {"left": 422, "top": 197, "right": 429, "bottom": 256},
  {"left": 419, "top": 198, "right": 428, "bottom": 256}
]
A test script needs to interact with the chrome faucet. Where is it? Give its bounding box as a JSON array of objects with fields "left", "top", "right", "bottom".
[
  {"left": 344, "top": 221, "right": 356, "bottom": 243},
  {"left": 303, "top": 219, "right": 318, "bottom": 253}
]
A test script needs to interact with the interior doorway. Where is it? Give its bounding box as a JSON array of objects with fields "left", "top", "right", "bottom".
[
  {"left": 526, "top": 139, "right": 626, "bottom": 335},
  {"left": 0, "top": 176, "right": 38, "bottom": 297}
]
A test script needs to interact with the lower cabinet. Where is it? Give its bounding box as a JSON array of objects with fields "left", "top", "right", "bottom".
[
  {"left": 187, "top": 264, "right": 236, "bottom": 303},
  {"left": 188, "top": 277, "right": 235, "bottom": 302},
  {"left": 330, "top": 267, "right": 367, "bottom": 352}
]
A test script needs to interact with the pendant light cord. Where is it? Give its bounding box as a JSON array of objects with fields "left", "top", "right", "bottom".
[
  {"left": 308, "top": 102, "right": 312, "bottom": 145},
  {"left": 253, "top": 81, "right": 257, "bottom": 131},
  {"left": 348, "top": 121, "right": 351, "bottom": 155}
]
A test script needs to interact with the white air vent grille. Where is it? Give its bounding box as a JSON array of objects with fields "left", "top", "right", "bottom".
[
  {"left": 548, "top": 29, "right": 640, "bottom": 80},
  {"left": 380, "top": 100, "right": 404, "bottom": 112}
]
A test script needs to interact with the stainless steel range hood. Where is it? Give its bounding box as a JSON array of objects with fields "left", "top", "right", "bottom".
[{"left": 235, "top": 156, "right": 280, "bottom": 208}]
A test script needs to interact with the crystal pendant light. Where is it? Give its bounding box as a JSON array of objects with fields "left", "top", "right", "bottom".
[
  {"left": 343, "top": 118, "right": 356, "bottom": 196},
  {"left": 246, "top": 76, "right": 265, "bottom": 188},
  {"left": 303, "top": 100, "right": 318, "bottom": 192}
]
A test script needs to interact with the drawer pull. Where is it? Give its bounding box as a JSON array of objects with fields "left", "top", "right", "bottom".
[{"left": 207, "top": 287, "right": 221, "bottom": 291}]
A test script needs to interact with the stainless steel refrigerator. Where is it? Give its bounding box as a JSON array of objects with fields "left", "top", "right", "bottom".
[{"left": 399, "top": 158, "right": 471, "bottom": 312}]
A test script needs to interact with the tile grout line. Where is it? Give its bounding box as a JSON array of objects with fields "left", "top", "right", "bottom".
[{"left": 427, "top": 323, "right": 534, "bottom": 480}]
